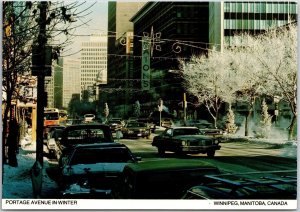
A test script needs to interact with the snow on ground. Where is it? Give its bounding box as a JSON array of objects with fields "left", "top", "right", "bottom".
[{"left": 2, "top": 133, "right": 58, "bottom": 199}]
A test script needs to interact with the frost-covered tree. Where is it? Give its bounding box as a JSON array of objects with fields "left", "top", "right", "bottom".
[
  {"left": 255, "top": 99, "right": 272, "bottom": 138},
  {"left": 181, "top": 52, "right": 241, "bottom": 128},
  {"left": 225, "top": 107, "right": 238, "bottom": 134},
  {"left": 103, "top": 102, "right": 109, "bottom": 123},
  {"left": 133, "top": 100, "right": 141, "bottom": 117},
  {"left": 233, "top": 24, "right": 297, "bottom": 140}
]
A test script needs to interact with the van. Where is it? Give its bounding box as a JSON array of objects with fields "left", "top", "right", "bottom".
[{"left": 111, "top": 159, "right": 220, "bottom": 199}]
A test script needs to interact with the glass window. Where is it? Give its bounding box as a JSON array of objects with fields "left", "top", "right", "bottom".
[
  {"left": 237, "top": 3, "right": 242, "bottom": 12},
  {"left": 272, "top": 2, "right": 278, "bottom": 13},
  {"left": 243, "top": 3, "right": 249, "bottom": 13},
  {"left": 261, "top": 2, "right": 266, "bottom": 13},
  {"left": 224, "top": 3, "right": 230, "bottom": 12},
  {"left": 249, "top": 2, "right": 254, "bottom": 13},
  {"left": 243, "top": 20, "right": 248, "bottom": 30},
  {"left": 249, "top": 19, "right": 254, "bottom": 29}
]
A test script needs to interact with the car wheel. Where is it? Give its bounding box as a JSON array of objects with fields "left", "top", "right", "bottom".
[
  {"left": 207, "top": 149, "right": 215, "bottom": 158},
  {"left": 158, "top": 147, "right": 165, "bottom": 156}
]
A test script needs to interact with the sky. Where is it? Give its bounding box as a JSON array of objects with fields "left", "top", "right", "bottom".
[{"left": 61, "top": 1, "right": 108, "bottom": 59}]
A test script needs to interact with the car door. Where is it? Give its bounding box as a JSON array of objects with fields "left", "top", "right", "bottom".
[{"left": 161, "top": 128, "right": 174, "bottom": 151}]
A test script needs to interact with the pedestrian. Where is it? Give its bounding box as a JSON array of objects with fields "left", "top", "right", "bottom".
[{"left": 7, "top": 118, "right": 19, "bottom": 167}]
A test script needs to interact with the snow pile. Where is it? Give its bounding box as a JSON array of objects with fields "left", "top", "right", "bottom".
[{"left": 2, "top": 137, "right": 59, "bottom": 199}]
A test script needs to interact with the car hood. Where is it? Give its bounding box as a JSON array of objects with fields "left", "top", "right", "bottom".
[
  {"left": 174, "top": 135, "right": 214, "bottom": 140},
  {"left": 63, "top": 163, "right": 128, "bottom": 175},
  {"left": 124, "top": 127, "right": 147, "bottom": 130}
]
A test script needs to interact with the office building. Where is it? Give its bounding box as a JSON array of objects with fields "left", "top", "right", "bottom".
[
  {"left": 80, "top": 34, "right": 107, "bottom": 101},
  {"left": 62, "top": 58, "right": 81, "bottom": 108}
]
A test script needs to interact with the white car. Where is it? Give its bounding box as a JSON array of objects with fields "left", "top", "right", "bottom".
[
  {"left": 46, "top": 128, "right": 64, "bottom": 158},
  {"left": 59, "top": 143, "right": 141, "bottom": 197},
  {"left": 83, "top": 114, "right": 95, "bottom": 122}
]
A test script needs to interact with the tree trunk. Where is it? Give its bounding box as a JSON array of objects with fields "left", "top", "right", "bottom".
[
  {"left": 288, "top": 114, "right": 297, "bottom": 141},
  {"left": 213, "top": 117, "right": 217, "bottom": 129},
  {"left": 245, "top": 109, "right": 252, "bottom": 137}
]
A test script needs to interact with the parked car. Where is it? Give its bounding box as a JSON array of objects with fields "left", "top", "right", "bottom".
[
  {"left": 83, "top": 114, "right": 95, "bottom": 123},
  {"left": 65, "top": 119, "right": 82, "bottom": 126},
  {"left": 182, "top": 170, "right": 297, "bottom": 199},
  {"left": 121, "top": 122, "right": 151, "bottom": 139},
  {"left": 111, "top": 159, "right": 220, "bottom": 199},
  {"left": 55, "top": 124, "right": 114, "bottom": 167},
  {"left": 137, "top": 117, "right": 156, "bottom": 133},
  {"left": 152, "top": 126, "right": 221, "bottom": 157},
  {"left": 184, "top": 120, "right": 214, "bottom": 129},
  {"left": 107, "top": 120, "right": 123, "bottom": 132},
  {"left": 43, "top": 125, "right": 65, "bottom": 139},
  {"left": 161, "top": 118, "right": 174, "bottom": 128},
  {"left": 46, "top": 128, "right": 64, "bottom": 158},
  {"left": 199, "top": 128, "right": 225, "bottom": 136},
  {"left": 59, "top": 143, "right": 141, "bottom": 198}
]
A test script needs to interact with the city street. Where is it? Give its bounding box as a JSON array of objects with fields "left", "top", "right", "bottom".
[{"left": 117, "top": 137, "right": 297, "bottom": 174}]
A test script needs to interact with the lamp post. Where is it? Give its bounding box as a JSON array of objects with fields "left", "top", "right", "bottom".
[
  {"left": 274, "top": 95, "right": 281, "bottom": 124},
  {"left": 158, "top": 99, "right": 163, "bottom": 127}
]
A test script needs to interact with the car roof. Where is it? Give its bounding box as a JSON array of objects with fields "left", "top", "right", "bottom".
[
  {"left": 124, "top": 159, "right": 219, "bottom": 173},
  {"left": 186, "top": 170, "right": 297, "bottom": 199},
  {"left": 168, "top": 126, "right": 199, "bottom": 130},
  {"left": 64, "top": 123, "right": 109, "bottom": 130},
  {"left": 74, "top": 142, "right": 126, "bottom": 149}
]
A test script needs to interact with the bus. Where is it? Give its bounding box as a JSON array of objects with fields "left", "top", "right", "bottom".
[{"left": 44, "top": 108, "right": 60, "bottom": 127}]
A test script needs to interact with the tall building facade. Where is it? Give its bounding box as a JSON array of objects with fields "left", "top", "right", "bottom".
[
  {"left": 45, "top": 59, "right": 63, "bottom": 109},
  {"left": 209, "top": 1, "right": 297, "bottom": 50},
  {"left": 80, "top": 34, "right": 107, "bottom": 101},
  {"left": 62, "top": 58, "right": 81, "bottom": 108},
  {"left": 130, "top": 2, "right": 210, "bottom": 114},
  {"left": 105, "top": 2, "right": 146, "bottom": 117}
]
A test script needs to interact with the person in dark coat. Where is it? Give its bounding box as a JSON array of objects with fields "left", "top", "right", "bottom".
[{"left": 7, "top": 118, "right": 19, "bottom": 167}]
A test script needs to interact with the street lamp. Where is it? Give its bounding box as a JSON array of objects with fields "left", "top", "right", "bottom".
[{"left": 274, "top": 95, "right": 281, "bottom": 124}]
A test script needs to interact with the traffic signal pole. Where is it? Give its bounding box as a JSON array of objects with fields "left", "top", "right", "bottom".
[{"left": 35, "top": 2, "right": 47, "bottom": 167}]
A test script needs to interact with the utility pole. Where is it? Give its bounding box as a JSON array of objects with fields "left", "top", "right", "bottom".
[
  {"left": 183, "top": 93, "right": 187, "bottom": 125},
  {"left": 35, "top": 1, "right": 47, "bottom": 166}
]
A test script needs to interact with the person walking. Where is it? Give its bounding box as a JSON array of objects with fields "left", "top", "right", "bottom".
[{"left": 7, "top": 118, "right": 19, "bottom": 167}]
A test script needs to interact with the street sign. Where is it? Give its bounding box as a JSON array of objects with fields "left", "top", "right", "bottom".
[{"left": 31, "top": 45, "right": 52, "bottom": 76}]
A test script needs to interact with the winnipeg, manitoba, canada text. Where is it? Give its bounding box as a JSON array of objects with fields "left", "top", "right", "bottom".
[{"left": 214, "top": 200, "right": 288, "bottom": 206}]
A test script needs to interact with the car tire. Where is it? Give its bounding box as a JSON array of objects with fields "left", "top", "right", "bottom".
[
  {"left": 207, "top": 149, "right": 215, "bottom": 158},
  {"left": 158, "top": 147, "right": 165, "bottom": 156}
]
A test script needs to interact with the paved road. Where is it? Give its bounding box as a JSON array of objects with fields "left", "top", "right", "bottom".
[{"left": 117, "top": 136, "right": 297, "bottom": 174}]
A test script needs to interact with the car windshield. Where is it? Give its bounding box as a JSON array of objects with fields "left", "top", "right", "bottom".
[
  {"left": 173, "top": 128, "right": 200, "bottom": 136},
  {"left": 64, "top": 128, "right": 110, "bottom": 144},
  {"left": 70, "top": 147, "right": 134, "bottom": 165},
  {"left": 127, "top": 122, "right": 146, "bottom": 128},
  {"left": 109, "top": 121, "right": 121, "bottom": 124}
]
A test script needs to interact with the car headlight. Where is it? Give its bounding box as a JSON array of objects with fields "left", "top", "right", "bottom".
[{"left": 181, "top": 140, "right": 187, "bottom": 146}]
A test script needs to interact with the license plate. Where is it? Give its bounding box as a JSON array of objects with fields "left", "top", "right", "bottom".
[{"left": 137, "top": 133, "right": 142, "bottom": 136}]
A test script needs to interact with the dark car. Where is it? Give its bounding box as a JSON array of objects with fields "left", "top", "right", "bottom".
[
  {"left": 152, "top": 126, "right": 221, "bottom": 157},
  {"left": 182, "top": 170, "right": 297, "bottom": 199},
  {"left": 111, "top": 159, "right": 220, "bottom": 199},
  {"left": 137, "top": 117, "right": 156, "bottom": 133},
  {"left": 59, "top": 143, "right": 140, "bottom": 198},
  {"left": 55, "top": 124, "right": 114, "bottom": 166},
  {"left": 43, "top": 125, "right": 65, "bottom": 139},
  {"left": 121, "top": 122, "right": 151, "bottom": 139}
]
